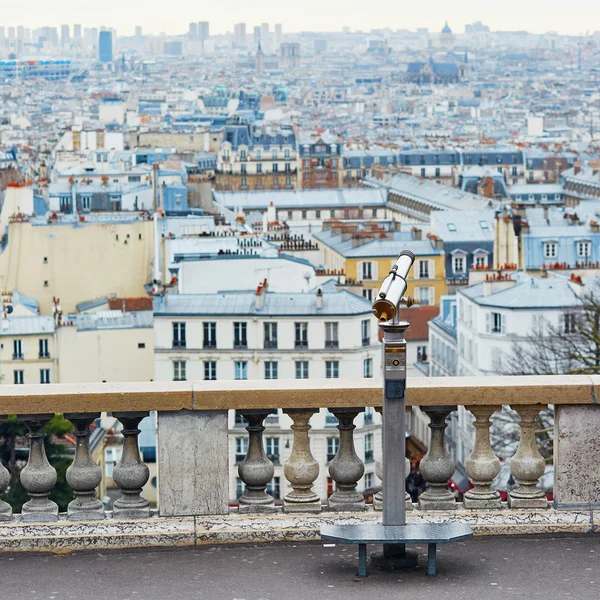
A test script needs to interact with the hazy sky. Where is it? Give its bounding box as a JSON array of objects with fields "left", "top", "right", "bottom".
[{"left": 1, "top": 0, "right": 596, "bottom": 37}]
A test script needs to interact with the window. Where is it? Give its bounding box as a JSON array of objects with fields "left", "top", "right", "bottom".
[
  {"left": 361, "top": 319, "right": 370, "bottom": 346},
  {"left": 265, "top": 437, "right": 280, "bottom": 463},
  {"left": 172, "top": 322, "right": 186, "bottom": 348},
  {"left": 577, "top": 241, "right": 591, "bottom": 258},
  {"left": 256, "top": 164, "right": 262, "bottom": 174},
  {"left": 241, "top": 164, "right": 247, "bottom": 174},
  {"left": 373, "top": 209, "right": 378, "bottom": 217},
  {"left": 364, "top": 472, "right": 374, "bottom": 490},
  {"left": 37, "top": 338, "right": 49, "bottom": 359},
  {"left": 284, "top": 149, "right": 290, "bottom": 159},
  {"left": 264, "top": 322, "right": 278, "bottom": 348},
  {"left": 417, "top": 345, "right": 428, "bottom": 362},
  {"left": 418, "top": 260, "right": 429, "bottom": 279},
  {"left": 285, "top": 177, "right": 291, "bottom": 186},
  {"left": 453, "top": 256, "right": 466, "bottom": 273},
  {"left": 325, "top": 322, "right": 339, "bottom": 348},
  {"left": 362, "top": 262, "right": 373, "bottom": 280},
  {"left": 13, "top": 340, "right": 23, "bottom": 359},
  {"left": 416, "top": 287, "right": 432, "bottom": 306},
  {"left": 173, "top": 360, "right": 186, "bottom": 381},
  {"left": 435, "top": 167, "right": 440, "bottom": 177},
  {"left": 326, "top": 360, "right": 339, "bottom": 379},
  {"left": 295, "top": 322, "right": 308, "bottom": 348},
  {"left": 13, "top": 370, "right": 24, "bottom": 385},
  {"left": 544, "top": 242, "right": 558, "bottom": 259},
  {"left": 138, "top": 343, "right": 145, "bottom": 349},
  {"left": 512, "top": 166, "right": 518, "bottom": 176},
  {"left": 235, "top": 437, "right": 248, "bottom": 464},
  {"left": 234, "top": 410, "right": 248, "bottom": 427},
  {"left": 363, "top": 358, "right": 373, "bottom": 378},
  {"left": 301, "top": 210, "right": 307, "bottom": 219},
  {"left": 241, "top": 177, "right": 247, "bottom": 187},
  {"left": 362, "top": 288, "right": 373, "bottom": 301},
  {"left": 287, "top": 210, "right": 293, "bottom": 219},
  {"left": 264, "top": 361, "right": 278, "bottom": 379},
  {"left": 81, "top": 196, "right": 91, "bottom": 210},
  {"left": 364, "top": 407, "right": 374, "bottom": 425},
  {"left": 364, "top": 433, "right": 374, "bottom": 462},
  {"left": 256, "top": 150, "right": 262, "bottom": 160},
  {"left": 234, "top": 322, "right": 248, "bottom": 348},
  {"left": 491, "top": 312, "right": 503, "bottom": 334},
  {"left": 204, "top": 361, "right": 217, "bottom": 380},
  {"left": 236, "top": 477, "right": 244, "bottom": 498},
  {"left": 326, "top": 437, "right": 339, "bottom": 462},
  {"left": 325, "top": 409, "right": 339, "bottom": 426},
  {"left": 202, "top": 322, "right": 216, "bottom": 348},
  {"left": 316, "top": 210, "right": 321, "bottom": 219},
  {"left": 475, "top": 254, "right": 487, "bottom": 268},
  {"left": 295, "top": 361, "right": 309, "bottom": 379},
  {"left": 235, "top": 361, "right": 248, "bottom": 380},
  {"left": 273, "top": 163, "right": 278, "bottom": 173},
  {"left": 421, "top": 167, "right": 426, "bottom": 177},
  {"left": 40, "top": 369, "right": 50, "bottom": 384},
  {"left": 564, "top": 313, "right": 577, "bottom": 334},
  {"left": 272, "top": 150, "right": 277, "bottom": 160},
  {"left": 266, "top": 476, "right": 281, "bottom": 500}
]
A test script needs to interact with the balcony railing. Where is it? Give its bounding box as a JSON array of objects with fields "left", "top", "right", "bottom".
[{"left": 0, "top": 376, "right": 596, "bottom": 552}]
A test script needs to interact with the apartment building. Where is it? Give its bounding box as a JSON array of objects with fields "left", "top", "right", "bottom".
[{"left": 298, "top": 132, "right": 343, "bottom": 189}]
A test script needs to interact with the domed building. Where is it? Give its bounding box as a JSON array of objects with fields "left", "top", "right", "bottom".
[{"left": 440, "top": 21, "right": 454, "bottom": 49}]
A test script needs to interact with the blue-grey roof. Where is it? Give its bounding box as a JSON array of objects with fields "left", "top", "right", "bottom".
[
  {"left": 430, "top": 209, "right": 495, "bottom": 242},
  {"left": 12, "top": 290, "right": 40, "bottom": 313},
  {"left": 72, "top": 310, "right": 153, "bottom": 331},
  {"left": 76, "top": 297, "right": 108, "bottom": 312},
  {"left": 313, "top": 229, "right": 441, "bottom": 258},
  {"left": 458, "top": 274, "right": 583, "bottom": 309},
  {"left": 154, "top": 289, "right": 372, "bottom": 317},
  {"left": 0, "top": 316, "right": 54, "bottom": 336},
  {"left": 213, "top": 188, "right": 387, "bottom": 210}
]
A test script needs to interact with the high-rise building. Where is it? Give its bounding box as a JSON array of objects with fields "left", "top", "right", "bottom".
[
  {"left": 188, "top": 23, "right": 198, "bottom": 39},
  {"left": 17, "top": 26, "right": 25, "bottom": 40},
  {"left": 234, "top": 23, "right": 246, "bottom": 47},
  {"left": 135, "top": 26, "right": 143, "bottom": 38},
  {"left": 260, "top": 23, "right": 270, "bottom": 52},
  {"left": 98, "top": 30, "right": 113, "bottom": 62},
  {"left": 73, "top": 24, "right": 82, "bottom": 40},
  {"left": 198, "top": 22, "right": 210, "bottom": 42},
  {"left": 275, "top": 24, "right": 282, "bottom": 49},
  {"left": 7, "top": 27, "right": 16, "bottom": 41},
  {"left": 253, "top": 26, "right": 261, "bottom": 48},
  {"left": 61, "top": 25, "right": 70, "bottom": 46}
]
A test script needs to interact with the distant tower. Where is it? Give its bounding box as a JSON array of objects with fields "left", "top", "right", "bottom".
[
  {"left": 98, "top": 30, "right": 113, "bottom": 62},
  {"left": 440, "top": 21, "right": 454, "bottom": 49},
  {"left": 256, "top": 42, "right": 265, "bottom": 76}
]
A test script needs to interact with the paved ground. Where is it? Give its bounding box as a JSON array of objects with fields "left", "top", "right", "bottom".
[{"left": 0, "top": 534, "right": 598, "bottom": 600}]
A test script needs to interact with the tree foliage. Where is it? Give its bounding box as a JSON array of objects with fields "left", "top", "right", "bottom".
[{"left": 0, "top": 415, "right": 74, "bottom": 512}]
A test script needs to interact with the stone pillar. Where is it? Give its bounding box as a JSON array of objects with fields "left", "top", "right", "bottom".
[
  {"left": 238, "top": 410, "right": 276, "bottom": 514},
  {"left": 283, "top": 410, "right": 320, "bottom": 513},
  {"left": 508, "top": 405, "right": 548, "bottom": 509},
  {"left": 554, "top": 405, "right": 600, "bottom": 509},
  {"left": 418, "top": 406, "right": 457, "bottom": 510},
  {"left": 112, "top": 412, "right": 150, "bottom": 519},
  {"left": 65, "top": 413, "right": 104, "bottom": 520},
  {"left": 19, "top": 414, "right": 58, "bottom": 522},
  {"left": 0, "top": 417, "right": 12, "bottom": 521},
  {"left": 158, "top": 410, "right": 229, "bottom": 517},
  {"left": 328, "top": 409, "right": 366, "bottom": 512},
  {"left": 463, "top": 406, "right": 501, "bottom": 510}
]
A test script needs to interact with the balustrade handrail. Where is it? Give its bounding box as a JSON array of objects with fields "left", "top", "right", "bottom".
[{"left": 0, "top": 375, "right": 595, "bottom": 414}]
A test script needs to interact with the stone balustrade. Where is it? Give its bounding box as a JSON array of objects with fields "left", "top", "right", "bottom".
[{"left": 0, "top": 376, "right": 596, "bottom": 536}]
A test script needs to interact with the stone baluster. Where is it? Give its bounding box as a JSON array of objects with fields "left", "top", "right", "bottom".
[
  {"left": 463, "top": 406, "right": 502, "bottom": 509},
  {"left": 508, "top": 405, "right": 548, "bottom": 509},
  {"left": 373, "top": 407, "right": 412, "bottom": 511},
  {"left": 328, "top": 408, "right": 366, "bottom": 511},
  {"left": 65, "top": 413, "right": 104, "bottom": 520},
  {"left": 19, "top": 414, "right": 58, "bottom": 522},
  {"left": 238, "top": 410, "right": 276, "bottom": 513},
  {"left": 112, "top": 412, "right": 150, "bottom": 519},
  {"left": 283, "top": 410, "right": 320, "bottom": 513},
  {"left": 418, "top": 406, "right": 457, "bottom": 510},
  {"left": 0, "top": 416, "right": 12, "bottom": 521}
]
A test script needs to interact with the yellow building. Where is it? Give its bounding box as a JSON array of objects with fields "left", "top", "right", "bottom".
[{"left": 314, "top": 224, "right": 446, "bottom": 306}]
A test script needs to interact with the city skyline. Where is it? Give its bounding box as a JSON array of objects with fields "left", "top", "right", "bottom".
[{"left": 0, "top": 0, "right": 597, "bottom": 38}]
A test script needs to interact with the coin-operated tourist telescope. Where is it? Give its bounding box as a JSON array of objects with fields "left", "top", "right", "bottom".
[{"left": 321, "top": 250, "right": 472, "bottom": 579}]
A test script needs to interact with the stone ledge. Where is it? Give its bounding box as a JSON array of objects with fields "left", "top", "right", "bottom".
[{"left": 0, "top": 507, "right": 595, "bottom": 553}]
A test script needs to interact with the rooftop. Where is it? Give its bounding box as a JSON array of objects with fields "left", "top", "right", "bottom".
[{"left": 1, "top": 535, "right": 596, "bottom": 600}]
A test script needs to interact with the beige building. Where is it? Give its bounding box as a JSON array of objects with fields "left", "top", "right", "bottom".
[
  {"left": 0, "top": 200, "right": 154, "bottom": 315},
  {"left": 0, "top": 291, "right": 56, "bottom": 385}
]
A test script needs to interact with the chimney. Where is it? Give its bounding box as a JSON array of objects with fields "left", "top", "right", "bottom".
[
  {"left": 482, "top": 274, "right": 517, "bottom": 296},
  {"left": 543, "top": 206, "right": 548, "bottom": 221},
  {"left": 574, "top": 159, "right": 581, "bottom": 175},
  {"left": 255, "top": 278, "right": 268, "bottom": 310},
  {"left": 568, "top": 273, "right": 585, "bottom": 298},
  {"left": 316, "top": 288, "right": 323, "bottom": 309},
  {"left": 412, "top": 227, "right": 422, "bottom": 241}
]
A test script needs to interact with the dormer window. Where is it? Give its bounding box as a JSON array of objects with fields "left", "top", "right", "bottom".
[{"left": 543, "top": 241, "right": 558, "bottom": 259}]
